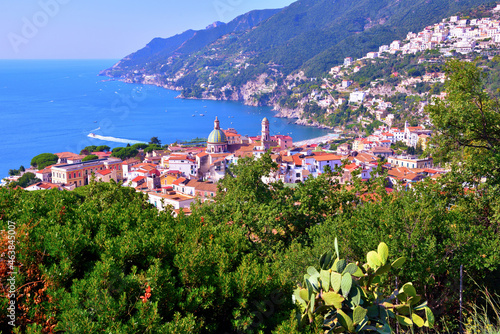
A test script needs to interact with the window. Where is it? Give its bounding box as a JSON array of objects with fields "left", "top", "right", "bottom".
[{"left": 296, "top": 173, "right": 300, "bottom": 177}]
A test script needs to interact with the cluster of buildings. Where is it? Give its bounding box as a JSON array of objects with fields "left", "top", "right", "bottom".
[
  {"left": 316, "top": 9, "right": 500, "bottom": 131},
  {"left": 371, "top": 8, "right": 500, "bottom": 57},
  {"left": 353, "top": 121, "right": 432, "bottom": 150},
  {"left": 4, "top": 117, "right": 444, "bottom": 214}
]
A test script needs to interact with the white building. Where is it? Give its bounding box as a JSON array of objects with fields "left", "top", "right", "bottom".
[
  {"left": 168, "top": 155, "right": 197, "bottom": 177},
  {"left": 313, "top": 154, "right": 343, "bottom": 173},
  {"left": 349, "top": 91, "right": 366, "bottom": 104},
  {"left": 344, "top": 57, "right": 353, "bottom": 66}
]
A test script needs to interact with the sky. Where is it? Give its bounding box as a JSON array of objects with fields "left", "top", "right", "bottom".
[{"left": 0, "top": 0, "right": 296, "bottom": 59}]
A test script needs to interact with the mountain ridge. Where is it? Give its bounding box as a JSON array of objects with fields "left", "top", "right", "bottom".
[{"left": 101, "top": 0, "right": 494, "bottom": 125}]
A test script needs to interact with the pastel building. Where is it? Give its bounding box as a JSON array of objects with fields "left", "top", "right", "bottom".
[{"left": 51, "top": 158, "right": 123, "bottom": 187}]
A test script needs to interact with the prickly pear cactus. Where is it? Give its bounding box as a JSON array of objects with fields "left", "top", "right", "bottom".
[{"left": 293, "top": 238, "right": 434, "bottom": 333}]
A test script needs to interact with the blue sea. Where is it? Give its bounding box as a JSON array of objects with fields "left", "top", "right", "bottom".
[{"left": 0, "top": 59, "right": 331, "bottom": 176}]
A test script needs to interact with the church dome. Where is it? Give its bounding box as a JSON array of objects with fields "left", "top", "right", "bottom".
[
  {"left": 208, "top": 129, "right": 227, "bottom": 143},
  {"left": 207, "top": 116, "right": 227, "bottom": 144}
]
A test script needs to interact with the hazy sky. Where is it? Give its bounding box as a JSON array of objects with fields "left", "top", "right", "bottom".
[{"left": 0, "top": 0, "right": 296, "bottom": 59}]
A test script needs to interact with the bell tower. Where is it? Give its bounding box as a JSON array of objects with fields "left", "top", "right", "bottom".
[{"left": 261, "top": 117, "right": 271, "bottom": 151}]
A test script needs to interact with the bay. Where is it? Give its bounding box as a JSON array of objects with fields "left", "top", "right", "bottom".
[{"left": 0, "top": 59, "right": 331, "bottom": 176}]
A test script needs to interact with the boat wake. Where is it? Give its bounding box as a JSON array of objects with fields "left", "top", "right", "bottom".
[{"left": 87, "top": 133, "right": 143, "bottom": 144}]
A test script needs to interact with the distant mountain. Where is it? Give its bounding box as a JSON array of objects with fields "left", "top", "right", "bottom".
[
  {"left": 101, "top": 8, "right": 281, "bottom": 76},
  {"left": 101, "top": 0, "right": 493, "bottom": 102},
  {"left": 223, "top": 0, "right": 493, "bottom": 76}
]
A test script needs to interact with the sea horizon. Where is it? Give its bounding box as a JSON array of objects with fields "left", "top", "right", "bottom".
[{"left": 0, "top": 59, "right": 332, "bottom": 177}]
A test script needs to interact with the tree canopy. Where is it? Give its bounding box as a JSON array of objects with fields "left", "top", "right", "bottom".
[
  {"left": 30, "top": 153, "right": 58, "bottom": 169},
  {"left": 149, "top": 137, "right": 161, "bottom": 145},
  {"left": 82, "top": 154, "right": 99, "bottom": 162},
  {"left": 110, "top": 147, "right": 139, "bottom": 160},
  {"left": 1, "top": 60, "right": 500, "bottom": 333}
]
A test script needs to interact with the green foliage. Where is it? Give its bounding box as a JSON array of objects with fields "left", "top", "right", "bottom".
[
  {"left": 131, "top": 143, "right": 148, "bottom": 150},
  {"left": 465, "top": 286, "right": 500, "bottom": 334},
  {"left": 149, "top": 136, "right": 161, "bottom": 146},
  {"left": 290, "top": 177, "right": 500, "bottom": 332},
  {"left": 8, "top": 172, "right": 41, "bottom": 188},
  {"left": 95, "top": 145, "right": 110, "bottom": 152},
  {"left": 294, "top": 239, "right": 434, "bottom": 332},
  {"left": 0, "top": 181, "right": 294, "bottom": 333},
  {"left": 30, "top": 153, "right": 58, "bottom": 169},
  {"left": 82, "top": 154, "right": 99, "bottom": 162},
  {"left": 426, "top": 60, "right": 500, "bottom": 185},
  {"left": 80, "top": 145, "right": 97, "bottom": 155},
  {"left": 8, "top": 165, "right": 25, "bottom": 176},
  {"left": 111, "top": 147, "right": 138, "bottom": 160},
  {"left": 144, "top": 144, "right": 162, "bottom": 153}
]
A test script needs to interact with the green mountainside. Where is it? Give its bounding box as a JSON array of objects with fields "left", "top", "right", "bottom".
[
  {"left": 101, "top": 0, "right": 496, "bottom": 132},
  {"left": 103, "top": 0, "right": 492, "bottom": 77}
]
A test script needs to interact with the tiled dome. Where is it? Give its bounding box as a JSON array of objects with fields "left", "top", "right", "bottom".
[{"left": 208, "top": 129, "right": 227, "bottom": 143}]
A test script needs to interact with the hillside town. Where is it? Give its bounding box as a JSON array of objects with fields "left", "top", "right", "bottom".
[
  {"left": 3, "top": 117, "right": 443, "bottom": 215},
  {"left": 289, "top": 6, "right": 500, "bottom": 133}
]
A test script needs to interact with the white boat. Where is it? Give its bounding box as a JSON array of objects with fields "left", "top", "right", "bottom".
[{"left": 89, "top": 133, "right": 96, "bottom": 138}]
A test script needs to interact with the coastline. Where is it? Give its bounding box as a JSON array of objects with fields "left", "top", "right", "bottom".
[
  {"left": 293, "top": 133, "right": 341, "bottom": 147},
  {"left": 103, "top": 76, "right": 336, "bottom": 132}
]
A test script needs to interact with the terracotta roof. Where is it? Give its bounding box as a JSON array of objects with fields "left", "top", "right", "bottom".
[
  {"left": 372, "top": 146, "right": 393, "bottom": 153},
  {"left": 173, "top": 208, "right": 192, "bottom": 216},
  {"left": 387, "top": 168, "right": 420, "bottom": 181},
  {"left": 55, "top": 152, "right": 80, "bottom": 159},
  {"left": 197, "top": 152, "right": 209, "bottom": 158},
  {"left": 195, "top": 182, "right": 217, "bottom": 193},
  {"left": 26, "top": 182, "right": 60, "bottom": 190},
  {"left": 344, "top": 163, "right": 359, "bottom": 171},
  {"left": 97, "top": 169, "right": 112, "bottom": 176},
  {"left": 134, "top": 163, "right": 157, "bottom": 170},
  {"left": 292, "top": 155, "right": 302, "bottom": 166},
  {"left": 91, "top": 152, "right": 112, "bottom": 157},
  {"left": 424, "top": 169, "right": 439, "bottom": 174},
  {"left": 169, "top": 155, "right": 189, "bottom": 160},
  {"left": 132, "top": 176, "right": 145, "bottom": 182},
  {"left": 122, "top": 158, "right": 140, "bottom": 165},
  {"left": 135, "top": 184, "right": 149, "bottom": 191},
  {"left": 225, "top": 132, "right": 241, "bottom": 137},
  {"left": 173, "top": 177, "right": 187, "bottom": 186},
  {"left": 68, "top": 155, "right": 87, "bottom": 160},
  {"left": 36, "top": 168, "right": 52, "bottom": 174},
  {"left": 355, "top": 153, "right": 378, "bottom": 163},
  {"left": 149, "top": 191, "right": 193, "bottom": 202},
  {"left": 274, "top": 135, "right": 292, "bottom": 140},
  {"left": 314, "top": 154, "right": 342, "bottom": 162}
]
